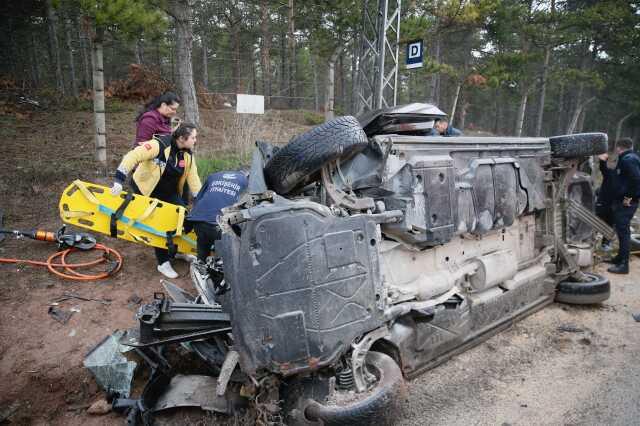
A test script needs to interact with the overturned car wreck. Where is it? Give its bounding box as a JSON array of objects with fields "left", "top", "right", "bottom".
[{"left": 116, "top": 104, "right": 613, "bottom": 425}]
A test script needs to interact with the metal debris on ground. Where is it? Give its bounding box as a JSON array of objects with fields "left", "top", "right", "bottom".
[
  {"left": 83, "top": 330, "right": 137, "bottom": 398},
  {"left": 48, "top": 306, "right": 74, "bottom": 324},
  {"left": 0, "top": 401, "right": 20, "bottom": 423},
  {"left": 557, "top": 324, "right": 584, "bottom": 333},
  {"left": 127, "top": 294, "right": 142, "bottom": 305},
  {"left": 52, "top": 292, "right": 112, "bottom": 305},
  {"left": 153, "top": 375, "right": 230, "bottom": 414}
]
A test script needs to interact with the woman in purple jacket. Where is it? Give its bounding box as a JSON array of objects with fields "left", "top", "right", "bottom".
[{"left": 134, "top": 92, "right": 181, "bottom": 146}]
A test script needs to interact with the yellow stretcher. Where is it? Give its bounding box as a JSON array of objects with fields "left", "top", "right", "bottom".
[{"left": 59, "top": 180, "right": 197, "bottom": 254}]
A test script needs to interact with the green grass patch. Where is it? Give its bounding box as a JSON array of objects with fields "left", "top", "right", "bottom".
[
  {"left": 196, "top": 153, "right": 250, "bottom": 180},
  {"left": 303, "top": 110, "right": 325, "bottom": 125}
]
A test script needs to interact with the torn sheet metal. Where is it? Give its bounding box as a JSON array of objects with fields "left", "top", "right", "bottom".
[
  {"left": 84, "top": 330, "right": 137, "bottom": 398},
  {"left": 153, "top": 375, "right": 230, "bottom": 414}
]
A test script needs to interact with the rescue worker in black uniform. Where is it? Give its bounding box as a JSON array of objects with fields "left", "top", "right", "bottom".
[
  {"left": 606, "top": 138, "right": 640, "bottom": 274},
  {"left": 595, "top": 152, "right": 616, "bottom": 250}
]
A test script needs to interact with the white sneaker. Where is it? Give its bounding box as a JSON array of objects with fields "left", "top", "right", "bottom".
[
  {"left": 175, "top": 253, "right": 197, "bottom": 263},
  {"left": 157, "top": 261, "right": 179, "bottom": 279}
]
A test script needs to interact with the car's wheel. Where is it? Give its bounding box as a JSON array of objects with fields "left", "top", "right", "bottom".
[
  {"left": 555, "top": 272, "right": 610, "bottom": 304},
  {"left": 300, "top": 351, "right": 404, "bottom": 426},
  {"left": 549, "top": 133, "right": 608, "bottom": 158},
  {"left": 264, "top": 116, "right": 368, "bottom": 194},
  {"left": 630, "top": 234, "right": 640, "bottom": 253}
]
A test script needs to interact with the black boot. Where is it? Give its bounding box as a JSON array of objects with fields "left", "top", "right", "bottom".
[
  {"left": 608, "top": 263, "right": 629, "bottom": 274},
  {"left": 604, "top": 256, "right": 621, "bottom": 264}
]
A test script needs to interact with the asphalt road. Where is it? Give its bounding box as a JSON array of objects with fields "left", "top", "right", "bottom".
[{"left": 397, "top": 260, "right": 640, "bottom": 425}]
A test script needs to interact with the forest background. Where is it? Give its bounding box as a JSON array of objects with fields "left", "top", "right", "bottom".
[{"left": 1, "top": 0, "right": 640, "bottom": 170}]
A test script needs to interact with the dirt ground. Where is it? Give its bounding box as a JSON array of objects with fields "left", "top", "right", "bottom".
[
  {"left": 0, "top": 105, "right": 309, "bottom": 425},
  {"left": 1, "top": 106, "right": 639, "bottom": 425}
]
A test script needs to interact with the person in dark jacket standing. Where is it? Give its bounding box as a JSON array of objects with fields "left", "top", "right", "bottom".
[
  {"left": 595, "top": 152, "right": 617, "bottom": 250},
  {"left": 433, "top": 119, "right": 462, "bottom": 136},
  {"left": 134, "top": 92, "right": 181, "bottom": 146},
  {"left": 606, "top": 138, "right": 640, "bottom": 274}
]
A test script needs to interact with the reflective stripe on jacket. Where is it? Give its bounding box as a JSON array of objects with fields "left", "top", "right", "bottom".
[{"left": 115, "top": 136, "right": 202, "bottom": 197}]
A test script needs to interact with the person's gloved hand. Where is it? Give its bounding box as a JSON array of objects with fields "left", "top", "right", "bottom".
[{"left": 111, "top": 182, "right": 123, "bottom": 196}]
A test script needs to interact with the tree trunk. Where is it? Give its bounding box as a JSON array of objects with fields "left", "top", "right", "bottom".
[
  {"left": 616, "top": 112, "right": 634, "bottom": 142},
  {"left": 449, "top": 80, "right": 462, "bottom": 125},
  {"left": 350, "top": 45, "right": 358, "bottom": 114},
  {"left": 428, "top": 33, "right": 441, "bottom": 105},
  {"left": 337, "top": 53, "right": 346, "bottom": 114},
  {"left": 311, "top": 54, "right": 319, "bottom": 111},
  {"left": 566, "top": 96, "right": 595, "bottom": 134},
  {"left": 577, "top": 104, "right": 587, "bottom": 133},
  {"left": 202, "top": 38, "right": 208, "bottom": 90},
  {"left": 30, "top": 32, "right": 40, "bottom": 87},
  {"left": 535, "top": 47, "right": 551, "bottom": 136},
  {"left": 46, "top": 0, "right": 65, "bottom": 96},
  {"left": 78, "top": 16, "right": 91, "bottom": 89},
  {"left": 252, "top": 59, "right": 257, "bottom": 94},
  {"left": 279, "top": 13, "right": 287, "bottom": 96},
  {"left": 91, "top": 26, "right": 106, "bottom": 168},
  {"left": 156, "top": 39, "right": 162, "bottom": 74},
  {"left": 556, "top": 83, "right": 564, "bottom": 135},
  {"left": 493, "top": 89, "right": 501, "bottom": 135},
  {"left": 135, "top": 39, "right": 144, "bottom": 64},
  {"left": 230, "top": 23, "right": 243, "bottom": 93},
  {"left": 287, "top": 0, "right": 295, "bottom": 107},
  {"left": 65, "top": 18, "right": 79, "bottom": 98},
  {"left": 260, "top": 0, "right": 271, "bottom": 108},
  {"left": 325, "top": 44, "right": 345, "bottom": 121},
  {"left": 515, "top": 87, "right": 529, "bottom": 137},
  {"left": 170, "top": 0, "right": 200, "bottom": 126},
  {"left": 458, "top": 100, "right": 469, "bottom": 130}
]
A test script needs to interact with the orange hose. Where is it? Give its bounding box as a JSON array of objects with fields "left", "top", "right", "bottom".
[{"left": 0, "top": 243, "right": 123, "bottom": 281}]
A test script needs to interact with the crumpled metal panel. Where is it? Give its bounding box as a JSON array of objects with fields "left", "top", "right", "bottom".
[
  {"left": 219, "top": 200, "right": 385, "bottom": 376},
  {"left": 84, "top": 330, "right": 137, "bottom": 398},
  {"left": 153, "top": 375, "right": 231, "bottom": 413}
]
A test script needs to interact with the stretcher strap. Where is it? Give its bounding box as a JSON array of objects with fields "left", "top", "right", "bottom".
[
  {"left": 110, "top": 191, "right": 134, "bottom": 238},
  {"left": 61, "top": 210, "right": 93, "bottom": 218},
  {"left": 121, "top": 198, "right": 159, "bottom": 243},
  {"left": 72, "top": 180, "right": 100, "bottom": 205},
  {"left": 96, "top": 205, "right": 196, "bottom": 247},
  {"left": 175, "top": 206, "right": 185, "bottom": 237}
]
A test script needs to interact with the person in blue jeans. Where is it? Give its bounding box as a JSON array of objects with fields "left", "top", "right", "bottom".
[{"left": 605, "top": 138, "right": 640, "bottom": 274}]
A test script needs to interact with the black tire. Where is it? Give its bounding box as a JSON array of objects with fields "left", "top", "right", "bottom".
[
  {"left": 631, "top": 234, "right": 640, "bottom": 253},
  {"left": 555, "top": 272, "right": 610, "bottom": 305},
  {"left": 549, "top": 133, "right": 608, "bottom": 158},
  {"left": 264, "top": 116, "right": 368, "bottom": 194},
  {"left": 301, "top": 351, "right": 404, "bottom": 426}
]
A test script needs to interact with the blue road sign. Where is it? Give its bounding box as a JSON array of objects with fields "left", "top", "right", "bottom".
[{"left": 406, "top": 40, "right": 423, "bottom": 69}]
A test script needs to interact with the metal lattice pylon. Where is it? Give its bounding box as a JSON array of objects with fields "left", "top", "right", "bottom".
[{"left": 355, "top": 0, "right": 401, "bottom": 114}]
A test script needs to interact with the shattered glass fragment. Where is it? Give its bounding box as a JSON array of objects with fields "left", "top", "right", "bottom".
[{"left": 84, "top": 330, "right": 137, "bottom": 398}]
